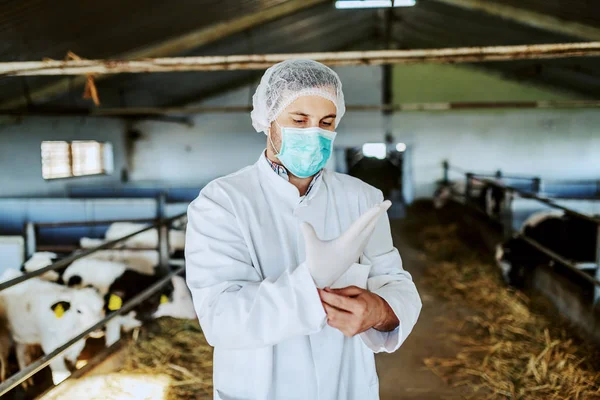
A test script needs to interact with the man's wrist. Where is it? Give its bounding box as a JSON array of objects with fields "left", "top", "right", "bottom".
[{"left": 372, "top": 295, "right": 399, "bottom": 332}]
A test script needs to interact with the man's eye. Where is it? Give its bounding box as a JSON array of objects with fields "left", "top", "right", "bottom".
[
  {"left": 293, "top": 119, "right": 304, "bottom": 124},
  {"left": 322, "top": 122, "right": 332, "bottom": 127}
]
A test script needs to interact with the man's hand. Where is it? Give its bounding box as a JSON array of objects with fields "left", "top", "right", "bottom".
[{"left": 318, "top": 286, "right": 399, "bottom": 337}]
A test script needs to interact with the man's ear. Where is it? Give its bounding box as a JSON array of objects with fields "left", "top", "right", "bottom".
[{"left": 50, "top": 301, "right": 71, "bottom": 318}]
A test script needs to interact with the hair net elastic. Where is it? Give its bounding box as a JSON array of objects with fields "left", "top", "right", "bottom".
[{"left": 251, "top": 59, "right": 346, "bottom": 134}]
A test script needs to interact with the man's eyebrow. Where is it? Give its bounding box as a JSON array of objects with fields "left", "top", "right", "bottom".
[
  {"left": 288, "top": 112, "right": 337, "bottom": 119},
  {"left": 289, "top": 111, "right": 310, "bottom": 117}
]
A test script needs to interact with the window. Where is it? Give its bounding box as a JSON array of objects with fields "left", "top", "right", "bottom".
[{"left": 41, "top": 140, "right": 113, "bottom": 180}]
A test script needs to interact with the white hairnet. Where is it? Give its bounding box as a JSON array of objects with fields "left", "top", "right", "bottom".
[{"left": 251, "top": 59, "right": 346, "bottom": 134}]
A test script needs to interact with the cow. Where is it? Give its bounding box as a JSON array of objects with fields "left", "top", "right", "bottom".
[
  {"left": 21, "top": 252, "right": 68, "bottom": 282},
  {"left": 0, "top": 300, "right": 11, "bottom": 383},
  {"left": 153, "top": 276, "right": 197, "bottom": 321},
  {"left": 0, "top": 269, "right": 105, "bottom": 385},
  {"left": 496, "top": 210, "right": 599, "bottom": 288},
  {"left": 434, "top": 180, "right": 505, "bottom": 219},
  {"left": 102, "top": 270, "right": 174, "bottom": 346}
]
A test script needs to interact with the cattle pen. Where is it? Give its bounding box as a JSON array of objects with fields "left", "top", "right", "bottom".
[
  {"left": 0, "top": 211, "right": 188, "bottom": 398},
  {"left": 438, "top": 161, "right": 600, "bottom": 341}
]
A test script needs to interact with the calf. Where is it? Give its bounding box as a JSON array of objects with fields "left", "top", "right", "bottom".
[
  {"left": 433, "top": 180, "right": 504, "bottom": 220},
  {"left": 153, "top": 276, "right": 197, "bottom": 320},
  {"left": 0, "top": 269, "right": 105, "bottom": 385},
  {"left": 477, "top": 184, "right": 505, "bottom": 220},
  {"left": 103, "top": 222, "right": 185, "bottom": 253},
  {"left": 102, "top": 270, "right": 174, "bottom": 346},
  {"left": 496, "top": 210, "right": 599, "bottom": 287},
  {"left": 21, "top": 252, "right": 67, "bottom": 282},
  {"left": 62, "top": 259, "right": 127, "bottom": 295},
  {"left": 0, "top": 301, "right": 11, "bottom": 383},
  {"left": 79, "top": 250, "right": 158, "bottom": 276}
]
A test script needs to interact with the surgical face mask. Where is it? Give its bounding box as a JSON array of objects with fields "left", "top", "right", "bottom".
[{"left": 269, "top": 122, "right": 337, "bottom": 179}]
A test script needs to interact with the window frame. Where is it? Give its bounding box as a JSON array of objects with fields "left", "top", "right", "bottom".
[{"left": 41, "top": 140, "right": 113, "bottom": 181}]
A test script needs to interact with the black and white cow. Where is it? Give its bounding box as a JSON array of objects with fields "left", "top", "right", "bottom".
[
  {"left": 478, "top": 184, "right": 506, "bottom": 220},
  {"left": 0, "top": 269, "right": 105, "bottom": 385},
  {"left": 21, "top": 252, "right": 69, "bottom": 283},
  {"left": 496, "top": 210, "right": 599, "bottom": 288},
  {"left": 102, "top": 270, "right": 175, "bottom": 346},
  {"left": 61, "top": 257, "right": 174, "bottom": 346},
  {"left": 433, "top": 180, "right": 505, "bottom": 219},
  {"left": 0, "top": 301, "right": 11, "bottom": 383}
]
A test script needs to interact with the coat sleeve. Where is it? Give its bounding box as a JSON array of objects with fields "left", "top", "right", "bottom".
[
  {"left": 185, "top": 183, "right": 327, "bottom": 350},
  {"left": 358, "top": 190, "right": 422, "bottom": 353}
]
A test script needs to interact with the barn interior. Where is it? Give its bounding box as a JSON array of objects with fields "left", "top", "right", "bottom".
[{"left": 0, "top": 0, "right": 599, "bottom": 399}]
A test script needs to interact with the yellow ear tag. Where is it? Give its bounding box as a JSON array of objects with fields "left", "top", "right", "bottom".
[
  {"left": 54, "top": 304, "right": 65, "bottom": 319},
  {"left": 108, "top": 294, "right": 123, "bottom": 311},
  {"left": 160, "top": 294, "right": 168, "bottom": 304}
]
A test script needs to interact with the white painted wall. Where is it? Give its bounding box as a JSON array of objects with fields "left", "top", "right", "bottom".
[
  {"left": 390, "top": 109, "right": 600, "bottom": 199},
  {"left": 130, "top": 66, "right": 387, "bottom": 185},
  {"left": 129, "top": 65, "right": 598, "bottom": 201},
  {"left": 0, "top": 65, "right": 597, "bottom": 201}
]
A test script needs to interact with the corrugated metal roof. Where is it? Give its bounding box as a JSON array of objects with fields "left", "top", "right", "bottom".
[
  {"left": 0, "top": 0, "right": 291, "bottom": 106},
  {"left": 391, "top": 1, "right": 600, "bottom": 98},
  {"left": 28, "top": 4, "right": 378, "bottom": 108},
  {"left": 494, "top": 0, "right": 600, "bottom": 28},
  {"left": 0, "top": 0, "right": 599, "bottom": 109},
  {"left": 0, "top": 0, "right": 287, "bottom": 61}
]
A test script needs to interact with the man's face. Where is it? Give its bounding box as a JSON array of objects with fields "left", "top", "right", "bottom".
[{"left": 268, "top": 95, "right": 337, "bottom": 157}]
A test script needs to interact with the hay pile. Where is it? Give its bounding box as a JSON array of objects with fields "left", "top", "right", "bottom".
[
  {"left": 410, "top": 212, "right": 600, "bottom": 399},
  {"left": 121, "top": 318, "right": 213, "bottom": 399}
]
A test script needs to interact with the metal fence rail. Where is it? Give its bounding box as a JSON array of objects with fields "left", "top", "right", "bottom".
[
  {"left": 0, "top": 265, "right": 185, "bottom": 396},
  {"left": 1, "top": 212, "right": 185, "bottom": 293},
  {"left": 0, "top": 211, "right": 188, "bottom": 395},
  {"left": 443, "top": 161, "right": 600, "bottom": 199},
  {"left": 440, "top": 163, "right": 600, "bottom": 296}
]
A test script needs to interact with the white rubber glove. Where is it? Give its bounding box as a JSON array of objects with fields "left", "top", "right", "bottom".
[{"left": 301, "top": 200, "right": 392, "bottom": 288}]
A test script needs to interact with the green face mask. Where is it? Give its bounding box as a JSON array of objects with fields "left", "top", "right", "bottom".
[{"left": 270, "top": 123, "right": 337, "bottom": 179}]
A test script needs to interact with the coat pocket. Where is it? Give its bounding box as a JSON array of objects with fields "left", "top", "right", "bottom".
[{"left": 330, "top": 262, "right": 371, "bottom": 289}]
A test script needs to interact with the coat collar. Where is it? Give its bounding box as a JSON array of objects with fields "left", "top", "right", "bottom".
[{"left": 256, "top": 150, "right": 324, "bottom": 206}]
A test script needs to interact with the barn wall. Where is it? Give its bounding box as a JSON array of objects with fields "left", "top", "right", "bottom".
[
  {"left": 392, "top": 108, "right": 600, "bottom": 199},
  {"left": 128, "top": 66, "right": 385, "bottom": 185},
  {"left": 0, "top": 65, "right": 596, "bottom": 200},
  {"left": 129, "top": 65, "right": 598, "bottom": 201},
  {"left": 0, "top": 117, "right": 127, "bottom": 197}
]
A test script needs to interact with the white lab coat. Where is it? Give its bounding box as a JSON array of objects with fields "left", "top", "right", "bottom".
[{"left": 185, "top": 152, "right": 422, "bottom": 400}]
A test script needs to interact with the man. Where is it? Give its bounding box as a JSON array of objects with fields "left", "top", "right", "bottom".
[{"left": 185, "top": 59, "right": 422, "bottom": 400}]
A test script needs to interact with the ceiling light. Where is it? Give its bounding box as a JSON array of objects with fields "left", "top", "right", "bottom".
[
  {"left": 396, "top": 143, "right": 407, "bottom": 152},
  {"left": 335, "top": 0, "right": 416, "bottom": 9},
  {"left": 362, "top": 143, "right": 387, "bottom": 159}
]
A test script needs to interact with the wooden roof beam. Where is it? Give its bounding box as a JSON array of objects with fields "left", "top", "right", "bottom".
[{"left": 0, "top": 0, "right": 329, "bottom": 109}]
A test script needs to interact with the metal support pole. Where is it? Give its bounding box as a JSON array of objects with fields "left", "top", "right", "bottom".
[
  {"left": 157, "top": 192, "right": 169, "bottom": 275},
  {"left": 595, "top": 224, "right": 600, "bottom": 306},
  {"left": 532, "top": 177, "right": 542, "bottom": 193},
  {"left": 465, "top": 173, "right": 474, "bottom": 206},
  {"left": 502, "top": 191, "right": 514, "bottom": 240},
  {"left": 442, "top": 160, "right": 449, "bottom": 184},
  {"left": 25, "top": 222, "right": 36, "bottom": 258},
  {"left": 158, "top": 224, "right": 170, "bottom": 275}
]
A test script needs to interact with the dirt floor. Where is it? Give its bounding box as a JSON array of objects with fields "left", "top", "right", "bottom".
[
  {"left": 38, "top": 201, "right": 600, "bottom": 400},
  {"left": 376, "top": 240, "right": 469, "bottom": 400}
]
